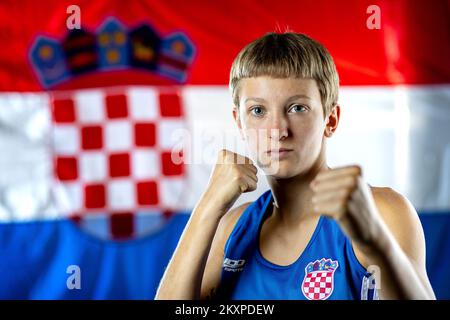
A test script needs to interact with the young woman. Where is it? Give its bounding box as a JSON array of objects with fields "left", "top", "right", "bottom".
[{"left": 156, "top": 32, "right": 435, "bottom": 300}]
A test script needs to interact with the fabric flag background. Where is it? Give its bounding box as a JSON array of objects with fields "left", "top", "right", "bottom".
[{"left": 0, "top": 0, "right": 449, "bottom": 299}]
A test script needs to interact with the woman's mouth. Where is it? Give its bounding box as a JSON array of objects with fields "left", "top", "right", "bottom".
[{"left": 266, "top": 148, "right": 294, "bottom": 159}]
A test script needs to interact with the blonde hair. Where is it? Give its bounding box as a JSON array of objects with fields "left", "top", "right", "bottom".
[{"left": 229, "top": 32, "right": 339, "bottom": 116}]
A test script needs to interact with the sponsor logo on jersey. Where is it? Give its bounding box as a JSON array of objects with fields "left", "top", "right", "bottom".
[{"left": 223, "top": 258, "right": 245, "bottom": 272}]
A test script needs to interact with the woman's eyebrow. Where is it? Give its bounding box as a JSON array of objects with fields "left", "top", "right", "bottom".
[
  {"left": 244, "top": 97, "right": 266, "bottom": 104},
  {"left": 244, "top": 94, "right": 312, "bottom": 104},
  {"left": 286, "top": 94, "right": 312, "bottom": 102}
]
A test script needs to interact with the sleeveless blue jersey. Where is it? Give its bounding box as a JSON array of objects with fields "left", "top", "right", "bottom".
[{"left": 216, "top": 190, "right": 378, "bottom": 300}]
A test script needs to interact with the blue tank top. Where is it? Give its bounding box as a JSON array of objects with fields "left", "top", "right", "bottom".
[{"left": 216, "top": 190, "right": 378, "bottom": 300}]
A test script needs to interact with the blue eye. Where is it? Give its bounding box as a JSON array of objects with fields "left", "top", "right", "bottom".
[
  {"left": 250, "top": 106, "right": 264, "bottom": 116},
  {"left": 289, "top": 104, "right": 307, "bottom": 113}
]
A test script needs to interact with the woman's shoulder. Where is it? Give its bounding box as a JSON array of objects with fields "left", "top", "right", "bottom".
[
  {"left": 369, "top": 185, "right": 423, "bottom": 241},
  {"left": 370, "top": 186, "right": 415, "bottom": 214},
  {"left": 217, "top": 202, "right": 253, "bottom": 242},
  {"left": 217, "top": 190, "right": 272, "bottom": 240}
]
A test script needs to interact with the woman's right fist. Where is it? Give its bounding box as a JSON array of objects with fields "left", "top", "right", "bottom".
[{"left": 204, "top": 149, "right": 258, "bottom": 212}]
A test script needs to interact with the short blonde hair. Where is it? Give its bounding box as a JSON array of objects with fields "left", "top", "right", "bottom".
[{"left": 229, "top": 32, "right": 339, "bottom": 116}]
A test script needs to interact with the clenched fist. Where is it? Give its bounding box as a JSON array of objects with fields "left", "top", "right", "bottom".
[
  {"left": 204, "top": 149, "right": 258, "bottom": 214},
  {"left": 310, "top": 165, "right": 384, "bottom": 253}
]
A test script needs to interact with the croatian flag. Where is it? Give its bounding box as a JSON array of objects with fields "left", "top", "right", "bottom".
[{"left": 0, "top": 0, "right": 449, "bottom": 299}]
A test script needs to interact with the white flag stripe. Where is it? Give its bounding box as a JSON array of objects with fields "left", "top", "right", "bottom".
[{"left": 0, "top": 85, "right": 449, "bottom": 221}]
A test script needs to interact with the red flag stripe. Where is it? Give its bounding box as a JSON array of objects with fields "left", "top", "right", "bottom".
[{"left": 0, "top": 0, "right": 448, "bottom": 91}]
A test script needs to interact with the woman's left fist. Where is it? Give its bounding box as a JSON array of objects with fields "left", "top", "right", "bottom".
[{"left": 310, "top": 165, "right": 384, "bottom": 253}]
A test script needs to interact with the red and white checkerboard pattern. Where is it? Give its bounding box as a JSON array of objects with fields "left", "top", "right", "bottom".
[
  {"left": 51, "top": 87, "right": 186, "bottom": 239},
  {"left": 302, "top": 271, "right": 335, "bottom": 300}
]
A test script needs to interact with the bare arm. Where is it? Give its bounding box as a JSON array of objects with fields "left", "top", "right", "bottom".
[
  {"left": 155, "top": 150, "right": 258, "bottom": 300},
  {"left": 354, "top": 188, "right": 436, "bottom": 300},
  {"left": 311, "top": 166, "right": 435, "bottom": 300},
  {"left": 155, "top": 193, "right": 225, "bottom": 300},
  {"left": 200, "top": 203, "right": 250, "bottom": 299}
]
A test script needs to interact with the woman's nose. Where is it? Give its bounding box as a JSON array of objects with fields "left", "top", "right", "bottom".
[{"left": 269, "top": 114, "right": 289, "bottom": 140}]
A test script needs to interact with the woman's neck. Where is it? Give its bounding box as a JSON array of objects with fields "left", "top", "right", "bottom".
[{"left": 267, "top": 158, "right": 330, "bottom": 225}]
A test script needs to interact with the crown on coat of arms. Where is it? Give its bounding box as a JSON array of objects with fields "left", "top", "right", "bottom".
[
  {"left": 306, "top": 258, "right": 338, "bottom": 273},
  {"left": 29, "top": 17, "right": 195, "bottom": 88}
]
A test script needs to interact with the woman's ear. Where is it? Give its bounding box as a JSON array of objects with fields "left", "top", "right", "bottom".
[
  {"left": 233, "top": 106, "right": 245, "bottom": 139},
  {"left": 324, "top": 104, "right": 340, "bottom": 137}
]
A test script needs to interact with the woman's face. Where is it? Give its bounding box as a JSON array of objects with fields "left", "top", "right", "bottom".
[{"left": 234, "top": 76, "right": 336, "bottom": 178}]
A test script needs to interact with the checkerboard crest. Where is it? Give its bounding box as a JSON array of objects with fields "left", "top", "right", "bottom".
[
  {"left": 50, "top": 87, "right": 187, "bottom": 239},
  {"left": 301, "top": 258, "right": 339, "bottom": 300}
]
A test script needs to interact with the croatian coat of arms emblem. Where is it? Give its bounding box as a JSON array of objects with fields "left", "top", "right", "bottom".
[{"left": 301, "top": 258, "right": 339, "bottom": 300}]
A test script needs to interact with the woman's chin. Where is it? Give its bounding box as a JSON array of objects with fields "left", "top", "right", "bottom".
[{"left": 259, "top": 160, "right": 298, "bottom": 179}]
